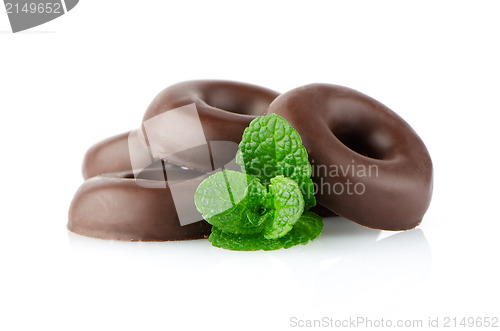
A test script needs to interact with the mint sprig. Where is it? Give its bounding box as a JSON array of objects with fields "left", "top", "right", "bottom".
[
  {"left": 195, "top": 171, "right": 304, "bottom": 238},
  {"left": 194, "top": 170, "right": 269, "bottom": 235},
  {"left": 263, "top": 175, "right": 304, "bottom": 239},
  {"left": 194, "top": 114, "right": 323, "bottom": 251},
  {"left": 236, "top": 114, "right": 316, "bottom": 210},
  {"left": 208, "top": 212, "right": 324, "bottom": 251}
]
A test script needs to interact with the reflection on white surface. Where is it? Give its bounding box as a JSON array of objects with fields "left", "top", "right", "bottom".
[
  {"left": 311, "top": 219, "right": 430, "bottom": 308},
  {"left": 67, "top": 216, "right": 430, "bottom": 312}
]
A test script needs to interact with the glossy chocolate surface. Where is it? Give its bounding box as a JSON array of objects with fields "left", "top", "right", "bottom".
[
  {"left": 267, "top": 84, "right": 433, "bottom": 230},
  {"left": 71, "top": 81, "right": 280, "bottom": 241},
  {"left": 82, "top": 131, "right": 134, "bottom": 180},
  {"left": 69, "top": 164, "right": 212, "bottom": 241},
  {"left": 142, "top": 80, "right": 280, "bottom": 172},
  {"left": 71, "top": 80, "right": 431, "bottom": 243}
]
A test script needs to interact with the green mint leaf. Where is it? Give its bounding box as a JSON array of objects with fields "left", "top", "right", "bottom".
[
  {"left": 195, "top": 114, "right": 324, "bottom": 251},
  {"left": 263, "top": 176, "right": 304, "bottom": 239},
  {"left": 194, "top": 170, "right": 268, "bottom": 235},
  {"left": 208, "top": 212, "right": 324, "bottom": 251},
  {"left": 237, "top": 114, "right": 316, "bottom": 210}
]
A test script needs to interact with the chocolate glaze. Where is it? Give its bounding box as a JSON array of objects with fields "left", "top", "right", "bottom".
[
  {"left": 69, "top": 163, "right": 212, "bottom": 241},
  {"left": 267, "top": 84, "right": 433, "bottom": 230},
  {"left": 79, "top": 128, "right": 338, "bottom": 219},
  {"left": 142, "top": 80, "right": 280, "bottom": 172},
  {"left": 70, "top": 81, "right": 428, "bottom": 242},
  {"left": 71, "top": 81, "right": 284, "bottom": 241},
  {"left": 82, "top": 131, "right": 133, "bottom": 180}
]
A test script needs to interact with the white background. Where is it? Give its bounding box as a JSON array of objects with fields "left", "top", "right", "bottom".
[{"left": 1, "top": 1, "right": 499, "bottom": 330}]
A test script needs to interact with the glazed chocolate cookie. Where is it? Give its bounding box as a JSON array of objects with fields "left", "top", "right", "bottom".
[
  {"left": 267, "top": 84, "right": 433, "bottom": 230},
  {"left": 70, "top": 81, "right": 283, "bottom": 241},
  {"left": 141, "top": 80, "right": 280, "bottom": 172},
  {"left": 69, "top": 163, "right": 213, "bottom": 241}
]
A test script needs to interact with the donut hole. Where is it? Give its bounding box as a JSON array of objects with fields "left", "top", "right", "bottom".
[
  {"left": 204, "top": 95, "right": 257, "bottom": 115},
  {"left": 202, "top": 88, "right": 270, "bottom": 116},
  {"left": 121, "top": 161, "right": 204, "bottom": 181},
  {"left": 332, "top": 124, "right": 396, "bottom": 160}
]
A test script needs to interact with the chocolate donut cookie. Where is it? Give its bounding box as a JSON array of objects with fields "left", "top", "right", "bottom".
[{"left": 267, "top": 83, "right": 433, "bottom": 230}]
